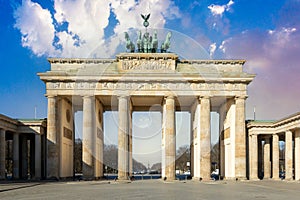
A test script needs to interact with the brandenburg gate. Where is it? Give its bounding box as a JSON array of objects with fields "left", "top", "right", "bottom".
[{"left": 38, "top": 51, "right": 255, "bottom": 180}]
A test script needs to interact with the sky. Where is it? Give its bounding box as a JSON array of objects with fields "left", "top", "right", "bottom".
[{"left": 1, "top": 0, "right": 300, "bottom": 166}]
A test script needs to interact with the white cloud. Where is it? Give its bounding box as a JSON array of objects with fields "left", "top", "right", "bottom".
[
  {"left": 14, "top": 0, "right": 181, "bottom": 58},
  {"left": 208, "top": 0, "right": 234, "bottom": 16},
  {"left": 14, "top": 0, "right": 58, "bottom": 57},
  {"left": 209, "top": 43, "right": 216, "bottom": 58},
  {"left": 219, "top": 40, "right": 227, "bottom": 53}
]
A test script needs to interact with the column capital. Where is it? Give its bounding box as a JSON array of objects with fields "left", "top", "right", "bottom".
[
  {"left": 82, "top": 95, "right": 95, "bottom": 99},
  {"left": 117, "top": 94, "right": 130, "bottom": 100},
  {"left": 199, "top": 96, "right": 211, "bottom": 100},
  {"left": 295, "top": 129, "right": 300, "bottom": 137},
  {"left": 46, "top": 95, "right": 57, "bottom": 98},
  {"left": 164, "top": 95, "right": 175, "bottom": 100},
  {"left": 285, "top": 130, "right": 293, "bottom": 134},
  {"left": 235, "top": 95, "right": 248, "bottom": 100}
]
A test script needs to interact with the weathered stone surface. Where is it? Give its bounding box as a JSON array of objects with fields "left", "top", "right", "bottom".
[
  {"left": 263, "top": 137, "right": 271, "bottom": 179},
  {"left": 285, "top": 131, "right": 293, "bottom": 180},
  {"left": 272, "top": 134, "right": 279, "bottom": 180},
  {"left": 38, "top": 53, "right": 255, "bottom": 180},
  {"left": 0, "top": 129, "right": 5, "bottom": 179},
  {"left": 199, "top": 97, "right": 211, "bottom": 181}
]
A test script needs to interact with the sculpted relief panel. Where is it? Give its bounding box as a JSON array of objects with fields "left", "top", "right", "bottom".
[
  {"left": 119, "top": 59, "right": 175, "bottom": 71},
  {"left": 47, "top": 81, "right": 247, "bottom": 92}
]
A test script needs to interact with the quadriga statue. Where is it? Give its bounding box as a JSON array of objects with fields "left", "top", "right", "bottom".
[
  {"left": 124, "top": 32, "right": 135, "bottom": 53},
  {"left": 161, "top": 31, "right": 172, "bottom": 53}
]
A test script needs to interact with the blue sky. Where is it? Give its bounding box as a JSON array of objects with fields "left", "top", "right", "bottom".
[{"left": 1, "top": 0, "right": 300, "bottom": 165}]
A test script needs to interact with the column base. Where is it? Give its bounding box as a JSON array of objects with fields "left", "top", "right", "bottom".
[
  {"left": 271, "top": 177, "right": 281, "bottom": 180},
  {"left": 284, "top": 177, "right": 294, "bottom": 181},
  {"left": 249, "top": 177, "right": 260, "bottom": 181},
  {"left": 162, "top": 176, "right": 176, "bottom": 181},
  {"left": 118, "top": 176, "right": 130, "bottom": 181},
  {"left": 235, "top": 177, "right": 247, "bottom": 181},
  {"left": 223, "top": 177, "right": 247, "bottom": 181},
  {"left": 192, "top": 176, "right": 211, "bottom": 181}
]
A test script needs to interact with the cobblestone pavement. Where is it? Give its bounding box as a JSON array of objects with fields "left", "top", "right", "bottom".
[{"left": 1, "top": 180, "right": 300, "bottom": 200}]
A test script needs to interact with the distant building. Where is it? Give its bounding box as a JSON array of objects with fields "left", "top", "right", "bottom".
[{"left": 0, "top": 114, "right": 46, "bottom": 180}]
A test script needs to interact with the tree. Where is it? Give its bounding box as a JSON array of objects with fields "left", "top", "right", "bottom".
[
  {"left": 74, "top": 142, "right": 147, "bottom": 174},
  {"left": 74, "top": 139, "right": 82, "bottom": 173},
  {"left": 175, "top": 145, "right": 190, "bottom": 172},
  {"left": 211, "top": 142, "right": 219, "bottom": 171},
  {"left": 151, "top": 162, "right": 161, "bottom": 173},
  {"left": 103, "top": 144, "right": 118, "bottom": 173},
  {"left": 132, "top": 159, "right": 147, "bottom": 173}
]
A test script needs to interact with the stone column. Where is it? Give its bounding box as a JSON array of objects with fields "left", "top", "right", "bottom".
[
  {"left": 161, "top": 100, "right": 166, "bottom": 178},
  {"left": 294, "top": 130, "right": 300, "bottom": 181},
  {"left": 200, "top": 96, "right": 211, "bottom": 180},
  {"left": 164, "top": 96, "right": 176, "bottom": 180},
  {"left": 35, "top": 134, "right": 42, "bottom": 179},
  {"left": 47, "top": 96, "right": 59, "bottom": 179},
  {"left": 0, "top": 129, "right": 6, "bottom": 180},
  {"left": 272, "top": 134, "right": 279, "bottom": 180},
  {"left": 234, "top": 96, "right": 247, "bottom": 179},
  {"left": 13, "top": 133, "right": 19, "bottom": 179},
  {"left": 250, "top": 134, "right": 258, "bottom": 180},
  {"left": 118, "top": 95, "right": 129, "bottom": 180},
  {"left": 82, "top": 96, "right": 96, "bottom": 179},
  {"left": 96, "top": 99, "right": 104, "bottom": 178},
  {"left": 263, "top": 136, "right": 271, "bottom": 179},
  {"left": 128, "top": 101, "right": 133, "bottom": 177},
  {"left": 0, "top": 129, "right": 6, "bottom": 179},
  {"left": 191, "top": 100, "right": 200, "bottom": 179},
  {"left": 285, "top": 130, "right": 293, "bottom": 180}
]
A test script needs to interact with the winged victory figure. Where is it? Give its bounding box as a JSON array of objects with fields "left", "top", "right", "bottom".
[{"left": 141, "top": 14, "right": 150, "bottom": 28}]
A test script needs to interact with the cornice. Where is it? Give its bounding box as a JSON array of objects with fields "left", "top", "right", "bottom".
[
  {"left": 48, "top": 57, "right": 246, "bottom": 66},
  {"left": 48, "top": 58, "right": 115, "bottom": 64},
  {"left": 247, "top": 112, "right": 300, "bottom": 130},
  {"left": 179, "top": 60, "right": 246, "bottom": 65}
]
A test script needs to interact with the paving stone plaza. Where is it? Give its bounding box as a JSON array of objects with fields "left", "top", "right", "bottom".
[{"left": 1, "top": 180, "right": 300, "bottom": 200}]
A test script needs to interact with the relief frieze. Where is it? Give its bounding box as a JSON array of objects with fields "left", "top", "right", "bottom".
[
  {"left": 47, "top": 81, "right": 246, "bottom": 92},
  {"left": 120, "top": 60, "right": 175, "bottom": 71}
]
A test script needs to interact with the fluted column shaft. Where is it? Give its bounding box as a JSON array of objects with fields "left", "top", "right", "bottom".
[
  {"left": 129, "top": 102, "right": 133, "bottom": 177},
  {"left": 263, "top": 137, "right": 271, "bottom": 179},
  {"left": 164, "top": 96, "right": 176, "bottom": 180},
  {"left": 82, "top": 96, "right": 96, "bottom": 179},
  {"left": 272, "top": 134, "right": 279, "bottom": 180},
  {"left": 46, "top": 96, "right": 59, "bottom": 179},
  {"left": 13, "top": 133, "right": 19, "bottom": 179},
  {"left": 285, "top": 130, "right": 293, "bottom": 180},
  {"left": 118, "top": 95, "right": 129, "bottom": 180},
  {"left": 250, "top": 134, "right": 258, "bottom": 180},
  {"left": 0, "top": 129, "right": 5, "bottom": 179},
  {"left": 295, "top": 130, "right": 300, "bottom": 181},
  {"left": 235, "top": 96, "right": 246, "bottom": 179},
  {"left": 200, "top": 96, "right": 211, "bottom": 180}
]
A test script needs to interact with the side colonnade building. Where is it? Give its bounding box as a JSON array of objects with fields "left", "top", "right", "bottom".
[
  {"left": 247, "top": 112, "right": 300, "bottom": 181},
  {"left": 0, "top": 114, "right": 46, "bottom": 180},
  {"left": 38, "top": 53, "right": 255, "bottom": 181}
]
